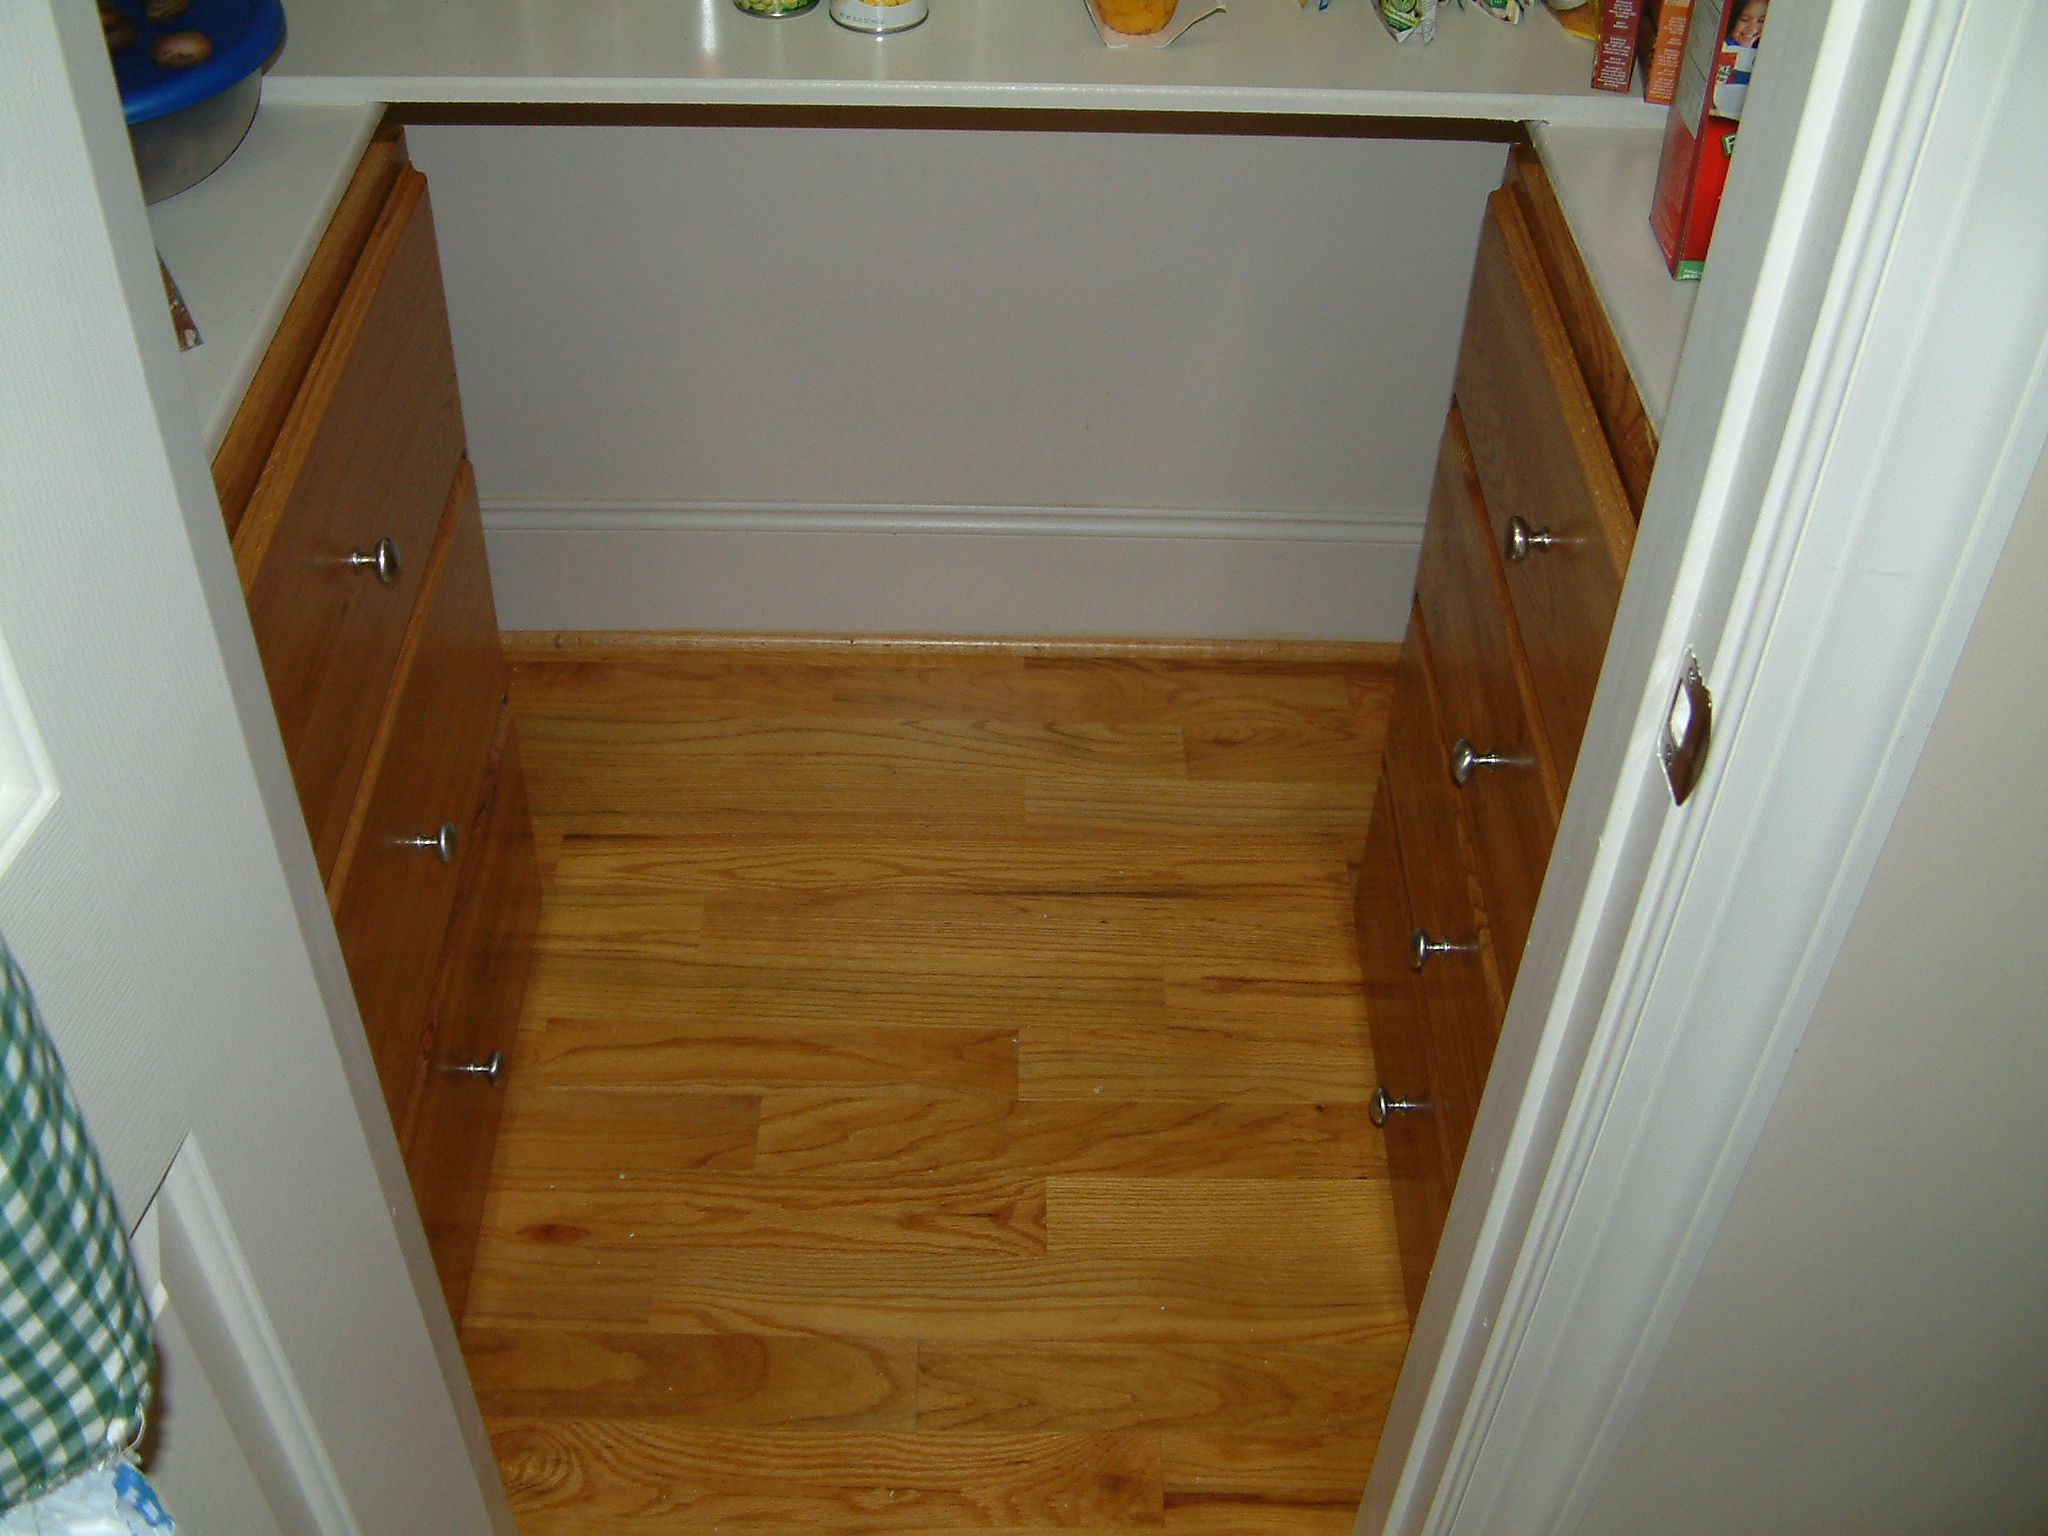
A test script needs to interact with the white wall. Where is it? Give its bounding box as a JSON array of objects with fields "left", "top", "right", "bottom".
[
  {"left": 1575, "top": 442, "right": 2048, "bottom": 1534},
  {"left": 406, "top": 124, "right": 1507, "bottom": 637}
]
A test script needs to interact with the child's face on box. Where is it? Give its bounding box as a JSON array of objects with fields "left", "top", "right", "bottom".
[{"left": 1728, "top": 0, "right": 1766, "bottom": 46}]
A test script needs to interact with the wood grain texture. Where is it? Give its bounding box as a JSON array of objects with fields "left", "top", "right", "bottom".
[
  {"left": 465, "top": 644, "right": 1405, "bottom": 1536},
  {"left": 1414, "top": 412, "right": 1562, "bottom": 1000},
  {"left": 329, "top": 463, "right": 502, "bottom": 1127},
  {"left": 1046, "top": 1177, "right": 1393, "bottom": 1259},
  {"left": 1454, "top": 187, "right": 1635, "bottom": 783},
  {"left": 916, "top": 1341, "right": 1401, "bottom": 1434},
  {"left": 234, "top": 167, "right": 467, "bottom": 880},
  {"left": 1355, "top": 769, "right": 1448, "bottom": 1323},
  {"left": 521, "top": 1018, "right": 1020, "bottom": 1097},
  {"left": 489, "top": 1422, "right": 1162, "bottom": 1532},
  {"left": 401, "top": 706, "right": 540, "bottom": 1323},
  {"left": 651, "top": 1250, "right": 1406, "bottom": 1345},
  {"left": 490, "top": 1088, "right": 761, "bottom": 1176},
  {"left": 754, "top": 1095, "right": 1385, "bottom": 1181},
  {"left": 211, "top": 129, "right": 404, "bottom": 538},
  {"left": 482, "top": 1169, "right": 1046, "bottom": 1257},
  {"left": 1380, "top": 613, "right": 1504, "bottom": 1200},
  {"left": 1503, "top": 145, "right": 1659, "bottom": 520},
  {"left": 462, "top": 1329, "right": 915, "bottom": 1428}
]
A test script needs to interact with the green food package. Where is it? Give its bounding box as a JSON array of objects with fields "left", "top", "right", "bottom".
[{"left": 1379, "top": 0, "right": 1437, "bottom": 42}]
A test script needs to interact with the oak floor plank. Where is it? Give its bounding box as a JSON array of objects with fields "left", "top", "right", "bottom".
[
  {"left": 488, "top": 1087, "right": 760, "bottom": 1175},
  {"left": 1019, "top": 1022, "right": 1374, "bottom": 1104},
  {"left": 1026, "top": 778, "right": 1375, "bottom": 867},
  {"left": 519, "top": 1017, "right": 1020, "bottom": 1097},
  {"left": 546, "top": 831, "right": 1349, "bottom": 897},
  {"left": 1046, "top": 1178, "right": 1395, "bottom": 1260},
  {"left": 752, "top": 1094, "right": 1362, "bottom": 1180},
  {"left": 520, "top": 713, "right": 1185, "bottom": 787},
  {"left": 521, "top": 954, "right": 1169, "bottom": 1034},
  {"left": 460, "top": 1328, "right": 915, "bottom": 1428},
  {"left": 489, "top": 1422, "right": 1163, "bottom": 1533},
  {"left": 482, "top": 1170, "right": 1046, "bottom": 1257},
  {"left": 464, "top": 1243, "right": 660, "bottom": 1330},
  {"left": 651, "top": 1250, "right": 1408, "bottom": 1344},
  {"left": 1160, "top": 1430, "right": 1378, "bottom": 1500},
  {"left": 916, "top": 1341, "right": 1403, "bottom": 1434},
  {"left": 696, "top": 893, "right": 1357, "bottom": 978},
  {"left": 516, "top": 653, "right": 1376, "bottom": 728},
  {"left": 523, "top": 762, "right": 1029, "bottom": 832}
]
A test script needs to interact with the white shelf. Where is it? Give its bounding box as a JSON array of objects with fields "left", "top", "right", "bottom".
[{"left": 262, "top": 0, "right": 1665, "bottom": 127}]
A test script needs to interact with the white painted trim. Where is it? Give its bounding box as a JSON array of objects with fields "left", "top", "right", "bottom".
[
  {"left": 145, "top": 1141, "right": 367, "bottom": 1536},
  {"left": 481, "top": 496, "right": 1425, "bottom": 544},
  {"left": 1365, "top": 1, "right": 2048, "bottom": 1531},
  {"left": 0, "top": 623, "right": 58, "bottom": 881}
]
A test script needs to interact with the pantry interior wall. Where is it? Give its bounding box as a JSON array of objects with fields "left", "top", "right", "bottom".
[{"left": 402, "top": 124, "right": 1510, "bottom": 639}]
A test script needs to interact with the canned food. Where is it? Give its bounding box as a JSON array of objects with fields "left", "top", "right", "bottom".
[
  {"left": 830, "top": 0, "right": 928, "bottom": 32},
  {"left": 733, "top": 0, "right": 819, "bottom": 15}
]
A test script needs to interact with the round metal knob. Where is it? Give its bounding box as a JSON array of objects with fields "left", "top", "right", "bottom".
[
  {"left": 1503, "top": 516, "right": 1559, "bottom": 563},
  {"left": 445, "top": 1051, "right": 504, "bottom": 1086},
  {"left": 1410, "top": 927, "right": 1480, "bottom": 972},
  {"left": 348, "top": 537, "right": 401, "bottom": 585},
  {"left": 399, "top": 821, "right": 458, "bottom": 863},
  {"left": 1450, "top": 738, "right": 1524, "bottom": 785},
  {"left": 1369, "top": 1086, "right": 1427, "bottom": 1127}
]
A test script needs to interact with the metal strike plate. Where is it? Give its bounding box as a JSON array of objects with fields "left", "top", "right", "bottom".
[{"left": 1661, "top": 652, "right": 1713, "bottom": 806}]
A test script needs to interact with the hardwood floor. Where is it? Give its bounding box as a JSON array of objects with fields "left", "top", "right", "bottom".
[{"left": 464, "top": 640, "right": 1406, "bottom": 1536}]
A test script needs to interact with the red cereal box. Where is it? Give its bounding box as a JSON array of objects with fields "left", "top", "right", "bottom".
[
  {"left": 1651, "top": 0, "right": 1768, "bottom": 279},
  {"left": 1591, "top": 0, "right": 1644, "bottom": 94}
]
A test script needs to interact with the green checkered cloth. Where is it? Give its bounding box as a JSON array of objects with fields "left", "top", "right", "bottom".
[{"left": 0, "top": 941, "right": 154, "bottom": 1512}]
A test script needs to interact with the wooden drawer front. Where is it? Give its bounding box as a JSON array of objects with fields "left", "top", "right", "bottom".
[
  {"left": 1357, "top": 772, "right": 1448, "bottom": 1323},
  {"left": 1382, "top": 609, "right": 1503, "bottom": 1190},
  {"left": 331, "top": 463, "right": 508, "bottom": 1129},
  {"left": 235, "top": 166, "right": 466, "bottom": 882},
  {"left": 1414, "top": 411, "right": 1562, "bottom": 1002},
  {"left": 1454, "top": 187, "right": 1635, "bottom": 783},
  {"left": 402, "top": 709, "right": 541, "bottom": 1325}
]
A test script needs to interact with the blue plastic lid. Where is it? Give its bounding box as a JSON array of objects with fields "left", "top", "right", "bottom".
[{"left": 109, "top": 0, "right": 286, "bottom": 126}]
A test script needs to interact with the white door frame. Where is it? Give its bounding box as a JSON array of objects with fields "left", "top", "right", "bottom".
[{"left": 1366, "top": 2, "right": 2048, "bottom": 1530}]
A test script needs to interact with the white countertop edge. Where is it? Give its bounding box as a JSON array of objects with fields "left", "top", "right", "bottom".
[
  {"left": 1529, "top": 118, "right": 1697, "bottom": 432},
  {"left": 201, "top": 104, "right": 380, "bottom": 450},
  {"left": 262, "top": 73, "right": 1666, "bottom": 129},
  {"left": 150, "top": 102, "right": 384, "bottom": 454}
]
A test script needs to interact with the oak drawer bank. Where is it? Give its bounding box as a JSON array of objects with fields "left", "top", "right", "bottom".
[
  {"left": 1359, "top": 146, "right": 1653, "bottom": 1317},
  {"left": 214, "top": 127, "right": 541, "bottom": 1324}
]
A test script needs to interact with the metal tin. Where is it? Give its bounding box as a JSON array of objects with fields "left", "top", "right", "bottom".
[
  {"left": 733, "top": 0, "right": 819, "bottom": 15},
  {"left": 830, "top": 0, "right": 928, "bottom": 32}
]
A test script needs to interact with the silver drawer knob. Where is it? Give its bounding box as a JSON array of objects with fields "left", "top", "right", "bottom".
[
  {"left": 348, "top": 537, "right": 401, "bottom": 585},
  {"left": 1369, "top": 1086, "right": 1427, "bottom": 1127},
  {"left": 1410, "top": 927, "right": 1479, "bottom": 972},
  {"left": 399, "top": 821, "right": 458, "bottom": 863},
  {"left": 1451, "top": 738, "right": 1528, "bottom": 785},
  {"left": 444, "top": 1050, "right": 503, "bottom": 1086},
  {"left": 1503, "top": 516, "right": 1560, "bottom": 562}
]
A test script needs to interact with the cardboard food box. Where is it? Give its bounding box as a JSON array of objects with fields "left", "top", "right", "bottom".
[
  {"left": 1651, "top": 0, "right": 1767, "bottom": 279},
  {"left": 1637, "top": 0, "right": 1696, "bottom": 106},
  {"left": 1591, "top": 0, "right": 1644, "bottom": 94}
]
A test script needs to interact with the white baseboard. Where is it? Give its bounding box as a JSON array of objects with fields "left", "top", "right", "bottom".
[{"left": 479, "top": 500, "right": 1424, "bottom": 640}]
